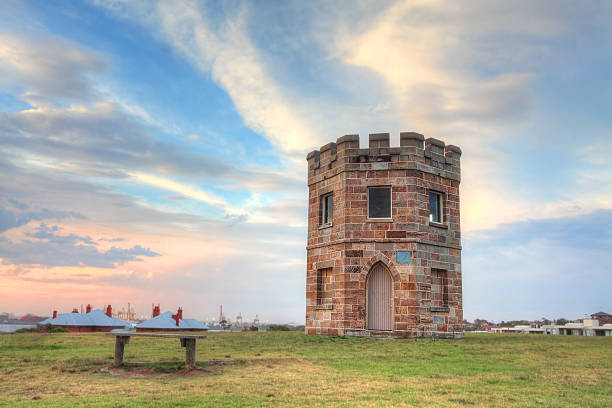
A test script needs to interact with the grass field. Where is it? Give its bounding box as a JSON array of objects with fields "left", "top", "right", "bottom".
[{"left": 0, "top": 331, "right": 610, "bottom": 407}]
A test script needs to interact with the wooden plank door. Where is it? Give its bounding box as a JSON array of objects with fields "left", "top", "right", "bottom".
[{"left": 367, "top": 263, "right": 392, "bottom": 331}]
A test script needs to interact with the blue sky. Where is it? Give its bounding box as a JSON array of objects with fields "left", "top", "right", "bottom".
[{"left": 0, "top": 0, "right": 610, "bottom": 323}]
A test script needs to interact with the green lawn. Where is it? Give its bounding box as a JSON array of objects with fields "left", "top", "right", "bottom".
[{"left": 0, "top": 331, "right": 610, "bottom": 407}]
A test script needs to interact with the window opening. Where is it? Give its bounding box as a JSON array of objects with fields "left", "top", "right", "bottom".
[
  {"left": 429, "top": 192, "right": 443, "bottom": 223},
  {"left": 320, "top": 193, "right": 333, "bottom": 225},
  {"left": 316, "top": 268, "right": 332, "bottom": 306},
  {"left": 368, "top": 187, "right": 391, "bottom": 219},
  {"left": 431, "top": 269, "right": 448, "bottom": 307}
]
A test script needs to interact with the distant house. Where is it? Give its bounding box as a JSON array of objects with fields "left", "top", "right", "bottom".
[
  {"left": 553, "top": 319, "right": 612, "bottom": 337},
  {"left": 39, "top": 305, "right": 128, "bottom": 332},
  {"left": 135, "top": 308, "right": 208, "bottom": 332},
  {"left": 590, "top": 312, "right": 612, "bottom": 325},
  {"left": 20, "top": 314, "right": 46, "bottom": 323},
  {"left": 493, "top": 319, "right": 612, "bottom": 337},
  {"left": 490, "top": 325, "right": 543, "bottom": 334}
]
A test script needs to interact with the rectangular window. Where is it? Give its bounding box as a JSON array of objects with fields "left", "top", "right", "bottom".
[
  {"left": 316, "top": 268, "right": 332, "bottom": 306},
  {"left": 431, "top": 269, "right": 448, "bottom": 307},
  {"left": 320, "top": 193, "right": 333, "bottom": 225},
  {"left": 429, "top": 192, "right": 442, "bottom": 223},
  {"left": 368, "top": 187, "right": 391, "bottom": 219}
]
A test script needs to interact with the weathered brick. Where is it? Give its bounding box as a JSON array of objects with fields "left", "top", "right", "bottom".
[{"left": 386, "top": 230, "right": 407, "bottom": 238}]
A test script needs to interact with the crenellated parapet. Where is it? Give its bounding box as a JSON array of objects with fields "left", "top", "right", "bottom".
[{"left": 307, "top": 132, "right": 461, "bottom": 185}]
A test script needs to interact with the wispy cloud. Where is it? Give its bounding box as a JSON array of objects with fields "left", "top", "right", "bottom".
[
  {"left": 1, "top": 100, "right": 238, "bottom": 180},
  {"left": 0, "top": 222, "right": 159, "bottom": 268},
  {"left": 0, "top": 203, "right": 85, "bottom": 233},
  {"left": 128, "top": 172, "right": 226, "bottom": 208},
  {"left": 0, "top": 33, "right": 108, "bottom": 101}
]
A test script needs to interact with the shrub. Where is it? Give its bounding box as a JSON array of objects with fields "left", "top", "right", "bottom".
[
  {"left": 249, "top": 325, "right": 259, "bottom": 331},
  {"left": 14, "top": 327, "right": 39, "bottom": 334},
  {"left": 268, "top": 324, "right": 290, "bottom": 331},
  {"left": 49, "top": 326, "right": 69, "bottom": 333}
]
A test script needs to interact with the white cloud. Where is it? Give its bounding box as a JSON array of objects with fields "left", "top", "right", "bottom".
[
  {"left": 0, "top": 33, "right": 108, "bottom": 101},
  {"left": 334, "top": 1, "right": 552, "bottom": 134},
  {"left": 128, "top": 172, "right": 226, "bottom": 208}
]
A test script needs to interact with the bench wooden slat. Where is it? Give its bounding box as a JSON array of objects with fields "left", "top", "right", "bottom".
[{"left": 106, "top": 332, "right": 206, "bottom": 339}]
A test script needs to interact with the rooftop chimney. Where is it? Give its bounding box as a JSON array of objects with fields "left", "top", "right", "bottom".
[
  {"left": 106, "top": 305, "right": 112, "bottom": 317},
  {"left": 72, "top": 308, "right": 79, "bottom": 313},
  {"left": 171, "top": 307, "right": 182, "bottom": 327},
  {"left": 86, "top": 304, "right": 92, "bottom": 314},
  {"left": 152, "top": 304, "right": 160, "bottom": 318},
  {"left": 52, "top": 310, "right": 57, "bottom": 319}
]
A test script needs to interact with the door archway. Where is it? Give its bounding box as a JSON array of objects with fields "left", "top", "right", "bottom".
[{"left": 367, "top": 262, "right": 393, "bottom": 330}]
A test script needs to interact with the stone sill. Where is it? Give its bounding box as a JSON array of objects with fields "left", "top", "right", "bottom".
[
  {"left": 366, "top": 218, "right": 393, "bottom": 223},
  {"left": 430, "top": 306, "right": 450, "bottom": 313},
  {"left": 315, "top": 305, "right": 333, "bottom": 310},
  {"left": 318, "top": 223, "right": 333, "bottom": 230},
  {"left": 428, "top": 221, "right": 448, "bottom": 229}
]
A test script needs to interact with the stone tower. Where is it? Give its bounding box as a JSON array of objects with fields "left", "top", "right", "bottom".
[{"left": 305, "top": 132, "right": 463, "bottom": 338}]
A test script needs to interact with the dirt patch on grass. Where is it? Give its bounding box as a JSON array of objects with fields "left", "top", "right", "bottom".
[
  {"left": 100, "top": 360, "right": 235, "bottom": 378},
  {"left": 101, "top": 366, "right": 212, "bottom": 378}
]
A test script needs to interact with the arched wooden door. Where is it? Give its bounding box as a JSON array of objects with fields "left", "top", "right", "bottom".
[{"left": 367, "top": 262, "right": 393, "bottom": 331}]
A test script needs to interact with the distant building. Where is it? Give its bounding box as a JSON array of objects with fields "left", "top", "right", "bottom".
[
  {"left": 490, "top": 325, "right": 543, "bottom": 334},
  {"left": 491, "top": 317, "right": 612, "bottom": 337},
  {"left": 0, "top": 313, "right": 43, "bottom": 333},
  {"left": 590, "top": 311, "right": 612, "bottom": 325},
  {"left": 135, "top": 308, "right": 208, "bottom": 332},
  {"left": 116, "top": 303, "right": 137, "bottom": 321},
  {"left": 552, "top": 319, "right": 612, "bottom": 337},
  {"left": 235, "top": 312, "right": 243, "bottom": 329},
  {"left": 39, "top": 305, "right": 128, "bottom": 332},
  {"left": 20, "top": 314, "right": 45, "bottom": 322}
]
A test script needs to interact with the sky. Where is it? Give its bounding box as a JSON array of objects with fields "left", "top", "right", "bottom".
[{"left": 0, "top": 0, "right": 610, "bottom": 323}]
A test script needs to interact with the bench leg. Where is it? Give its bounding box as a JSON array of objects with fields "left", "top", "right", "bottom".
[
  {"left": 183, "top": 338, "right": 196, "bottom": 370},
  {"left": 114, "top": 336, "right": 130, "bottom": 367}
]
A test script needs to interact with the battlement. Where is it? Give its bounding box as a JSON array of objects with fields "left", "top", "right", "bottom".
[{"left": 307, "top": 132, "right": 461, "bottom": 185}]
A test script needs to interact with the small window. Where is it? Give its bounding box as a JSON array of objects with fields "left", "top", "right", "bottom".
[
  {"left": 429, "top": 192, "right": 443, "bottom": 223},
  {"left": 431, "top": 269, "right": 448, "bottom": 307},
  {"left": 368, "top": 187, "right": 391, "bottom": 219},
  {"left": 320, "top": 193, "right": 333, "bottom": 225},
  {"left": 316, "top": 268, "right": 333, "bottom": 306}
]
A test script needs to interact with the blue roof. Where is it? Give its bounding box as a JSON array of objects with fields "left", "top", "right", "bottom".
[
  {"left": 135, "top": 312, "right": 208, "bottom": 330},
  {"left": 39, "top": 309, "right": 129, "bottom": 327}
]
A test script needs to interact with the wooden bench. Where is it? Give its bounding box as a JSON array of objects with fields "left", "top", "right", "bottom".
[{"left": 106, "top": 332, "right": 207, "bottom": 370}]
